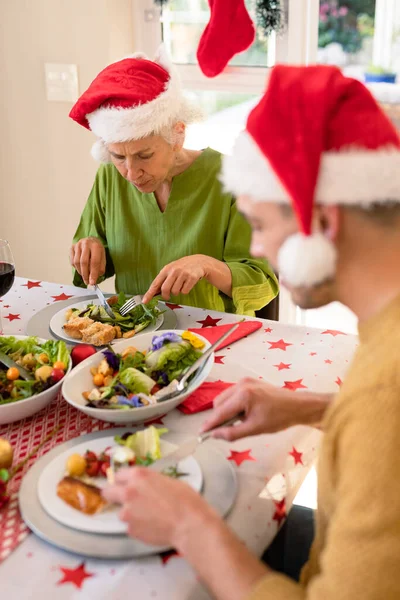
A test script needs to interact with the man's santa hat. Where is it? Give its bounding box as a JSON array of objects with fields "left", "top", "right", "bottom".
[
  {"left": 221, "top": 65, "right": 400, "bottom": 288},
  {"left": 69, "top": 46, "right": 203, "bottom": 162}
]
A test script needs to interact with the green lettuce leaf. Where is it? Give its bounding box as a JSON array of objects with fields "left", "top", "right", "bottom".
[
  {"left": 118, "top": 368, "right": 155, "bottom": 394},
  {"left": 115, "top": 426, "right": 168, "bottom": 460}
]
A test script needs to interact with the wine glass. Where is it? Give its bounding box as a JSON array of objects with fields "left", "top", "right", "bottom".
[{"left": 0, "top": 240, "right": 15, "bottom": 335}]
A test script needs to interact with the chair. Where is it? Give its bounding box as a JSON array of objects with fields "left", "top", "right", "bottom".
[{"left": 256, "top": 293, "right": 280, "bottom": 321}]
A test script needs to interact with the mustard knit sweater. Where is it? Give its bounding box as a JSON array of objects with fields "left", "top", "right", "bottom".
[{"left": 248, "top": 296, "right": 400, "bottom": 600}]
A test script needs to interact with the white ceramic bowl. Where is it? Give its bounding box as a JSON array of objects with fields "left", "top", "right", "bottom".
[
  {"left": 62, "top": 330, "right": 213, "bottom": 424},
  {"left": 0, "top": 335, "right": 72, "bottom": 425}
]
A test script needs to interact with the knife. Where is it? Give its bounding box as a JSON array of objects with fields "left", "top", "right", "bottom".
[
  {"left": 150, "top": 411, "right": 246, "bottom": 473},
  {"left": 90, "top": 284, "right": 115, "bottom": 319},
  {"left": 0, "top": 351, "right": 34, "bottom": 381}
]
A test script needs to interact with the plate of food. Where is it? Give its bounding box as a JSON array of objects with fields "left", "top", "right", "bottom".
[
  {"left": 0, "top": 335, "right": 71, "bottom": 425},
  {"left": 62, "top": 330, "right": 213, "bottom": 424},
  {"left": 37, "top": 426, "right": 203, "bottom": 535},
  {"left": 49, "top": 293, "right": 164, "bottom": 347}
]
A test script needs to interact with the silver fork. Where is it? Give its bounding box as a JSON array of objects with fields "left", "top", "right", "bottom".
[{"left": 119, "top": 294, "right": 144, "bottom": 316}]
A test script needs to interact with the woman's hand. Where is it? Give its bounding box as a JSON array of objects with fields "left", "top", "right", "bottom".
[
  {"left": 201, "top": 378, "right": 333, "bottom": 441},
  {"left": 102, "top": 467, "right": 219, "bottom": 549},
  {"left": 142, "top": 255, "right": 232, "bottom": 303},
  {"left": 69, "top": 237, "right": 106, "bottom": 286}
]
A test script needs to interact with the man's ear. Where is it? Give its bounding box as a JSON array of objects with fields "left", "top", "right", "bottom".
[{"left": 315, "top": 205, "right": 341, "bottom": 242}]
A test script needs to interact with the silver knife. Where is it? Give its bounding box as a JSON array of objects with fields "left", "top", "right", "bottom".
[
  {"left": 0, "top": 351, "right": 34, "bottom": 381},
  {"left": 150, "top": 412, "right": 246, "bottom": 473},
  {"left": 91, "top": 284, "right": 115, "bottom": 319}
]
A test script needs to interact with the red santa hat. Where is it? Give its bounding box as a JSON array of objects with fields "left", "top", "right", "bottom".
[
  {"left": 69, "top": 45, "right": 203, "bottom": 162},
  {"left": 221, "top": 65, "right": 400, "bottom": 287}
]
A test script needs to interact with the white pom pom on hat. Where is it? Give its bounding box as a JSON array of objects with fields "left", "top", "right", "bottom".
[
  {"left": 221, "top": 65, "right": 400, "bottom": 288},
  {"left": 90, "top": 139, "right": 111, "bottom": 163}
]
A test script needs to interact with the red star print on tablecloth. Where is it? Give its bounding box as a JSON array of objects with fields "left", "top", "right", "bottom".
[
  {"left": 322, "top": 329, "right": 346, "bottom": 337},
  {"left": 52, "top": 293, "right": 74, "bottom": 302},
  {"left": 3, "top": 304, "right": 10, "bottom": 309},
  {"left": 22, "top": 280, "right": 42, "bottom": 289},
  {"left": 282, "top": 379, "right": 307, "bottom": 391},
  {"left": 228, "top": 449, "right": 256, "bottom": 466},
  {"left": 274, "top": 362, "right": 291, "bottom": 371},
  {"left": 310, "top": 352, "right": 317, "bottom": 356},
  {"left": 57, "top": 562, "right": 95, "bottom": 589},
  {"left": 196, "top": 315, "right": 222, "bottom": 328},
  {"left": 4, "top": 313, "right": 20, "bottom": 322},
  {"left": 214, "top": 355, "right": 225, "bottom": 364},
  {"left": 267, "top": 339, "right": 292, "bottom": 351},
  {"left": 264, "top": 327, "right": 273, "bottom": 333},
  {"left": 335, "top": 377, "right": 343, "bottom": 387},
  {"left": 289, "top": 446, "right": 304, "bottom": 465},
  {"left": 160, "top": 550, "right": 180, "bottom": 565},
  {"left": 272, "top": 498, "right": 287, "bottom": 527},
  {"left": 325, "top": 359, "right": 333, "bottom": 364},
  {"left": 165, "top": 303, "right": 183, "bottom": 310}
]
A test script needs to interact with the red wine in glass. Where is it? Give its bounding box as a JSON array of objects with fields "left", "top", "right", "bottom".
[{"left": 0, "top": 240, "right": 15, "bottom": 334}]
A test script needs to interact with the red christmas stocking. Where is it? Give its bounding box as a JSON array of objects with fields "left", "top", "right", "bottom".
[{"left": 197, "top": 0, "right": 255, "bottom": 78}]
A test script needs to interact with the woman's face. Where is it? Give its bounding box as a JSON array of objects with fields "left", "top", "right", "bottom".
[{"left": 107, "top": 132, "right": 180, "bottom": 193}]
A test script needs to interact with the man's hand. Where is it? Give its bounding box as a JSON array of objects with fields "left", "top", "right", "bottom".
[
  {"left": 69, "top": 237, "right": 106, "bottom": 286},
  {"left": 142, "top": 255, "right": 208, "bottom": 303},
  {"left": 201, "top": 378, "right": 333, "bottom": 441},
  {"left": 102, "top": 467, "right": 218, "bottom": 548}
]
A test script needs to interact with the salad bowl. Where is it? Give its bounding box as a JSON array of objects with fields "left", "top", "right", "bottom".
[
  {"left": 0, "top": 335, "right": 71, "bottom": 425},
  {"left": 61, "top": 330, "right": 214, "bottom": 424}
]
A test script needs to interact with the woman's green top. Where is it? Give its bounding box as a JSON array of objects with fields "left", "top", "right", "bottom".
[{"left": 73, "top": 148, "right": 278, "bottom": 315}]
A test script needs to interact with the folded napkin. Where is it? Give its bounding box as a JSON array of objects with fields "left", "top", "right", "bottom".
[
  {"left": 178, "top": 380, "right": 234, "bottom": 414},
  {"left": 188, "top": 321, "right": 262, "bottom": 352}
]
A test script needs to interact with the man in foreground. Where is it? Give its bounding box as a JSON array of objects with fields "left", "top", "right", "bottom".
[{"left": 104, "top": 65, "right": 400, "bottom": 599}]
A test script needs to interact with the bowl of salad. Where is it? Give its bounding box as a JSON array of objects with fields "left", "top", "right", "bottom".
[
  {"left": 61, "top": 330, "right": 213, "bottom": 424},
  {"left": 0, "top": 336, "right": 71, "bottom": 425}
]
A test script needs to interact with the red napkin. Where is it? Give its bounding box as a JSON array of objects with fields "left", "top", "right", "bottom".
[
  {"left": 178, "top": 380, "right": 234, "bottom": 414},
  {"left": 188, "top": 321, "right": 262, "bottom": 352}
]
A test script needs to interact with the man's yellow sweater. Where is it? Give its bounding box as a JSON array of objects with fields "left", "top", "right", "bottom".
[{"left": 248, "top": 296, "right": 400, "bottom": 600}]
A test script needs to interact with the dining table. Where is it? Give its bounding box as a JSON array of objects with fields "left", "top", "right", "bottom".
[{"left": 0, "top": 276, "right": 358, "bottom": 600}]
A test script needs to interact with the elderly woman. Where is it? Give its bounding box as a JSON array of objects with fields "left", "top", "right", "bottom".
[{"left": 69, "top": 48, "right": 278, "bottom": 314}]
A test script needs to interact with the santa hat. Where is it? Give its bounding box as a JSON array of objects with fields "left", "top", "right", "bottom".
[
  {"left": 221, "top": 65, "right": 400, "bottom": 287},
  {"left": 69, "top": 45, "right": 203, "bottom": 162}
]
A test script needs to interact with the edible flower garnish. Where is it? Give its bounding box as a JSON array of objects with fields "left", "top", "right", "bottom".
[
  {"left": 182, "top": 331, "right": 205, "bottom": 349},
  {"left": 151, "top": 332, "right": 182, "bottom": 351}
]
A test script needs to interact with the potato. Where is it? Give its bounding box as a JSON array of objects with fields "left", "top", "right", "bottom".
[
  {"left": 66, "top": 453, "right": 87, "bottom": 477},
  {"left": 0, "top": 438, "right": 13, "bottom": 470},
  {"left": 35, "top": 365, "right": 53, "bottom": 382}
]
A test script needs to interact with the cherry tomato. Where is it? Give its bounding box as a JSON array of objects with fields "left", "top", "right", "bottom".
[
  {"left": 6, "top": 367, "right": 20, "bottom": 381},
  {"left": 53, "top": 360, "right": 66, "bottom": 371},
  {"left": 51, "top": 368, "right": 65, "bottom": 383},
  {"left": 100, "top": 462, "right": 110, "bottom": 477},
  {"left": 128, "top": 458, "right": 136, "bottom": 466},
  {"left": 85, "top": 460, "right": 100, "bottom": 477},
  {"left": 150, "top": 384, "right": 161, "bottom": 394},
  {"left": 84, "top": 450, "right": 98, "bottom": 462}
]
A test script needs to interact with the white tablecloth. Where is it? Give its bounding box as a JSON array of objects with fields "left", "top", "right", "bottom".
[{"left": 0, "top": 277, "right": 358, "bottom": 599}]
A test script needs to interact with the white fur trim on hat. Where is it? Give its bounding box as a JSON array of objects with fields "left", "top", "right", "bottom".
[
  {"left": 87, "top": 45, "right": 203, "bottom": 145},
  {"left": 278, "top": 232, "right": 337, "bottom": 287},
  {"left": 221, "top": 130, "right": 400, "bottom": 205},
  {"left": 91, "top": 139, "right": 111, "bottom": 163}
]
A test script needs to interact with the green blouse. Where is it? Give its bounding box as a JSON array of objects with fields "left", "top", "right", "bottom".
[{"left": 73, "top": 148, "right": 278, "bottom": 315}]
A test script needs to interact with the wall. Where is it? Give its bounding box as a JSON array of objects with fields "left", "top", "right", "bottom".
[{"left": 0, "top": 0, "right": 134, "bottom": 290}]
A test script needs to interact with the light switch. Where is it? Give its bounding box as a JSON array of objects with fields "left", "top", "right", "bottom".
[{"left": 44, "top": 63, "right": 79, "bottom": 102}]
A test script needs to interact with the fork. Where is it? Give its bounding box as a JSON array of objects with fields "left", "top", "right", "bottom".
[{"left": 119, "top": 294, "right": 143, "bottom": 316}]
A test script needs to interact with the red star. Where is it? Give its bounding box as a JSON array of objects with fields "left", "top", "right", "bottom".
[
  {"left": 267, "top": 339, "right": 292, "bottom": 351},
  {"left": 143, "top": 415, "right": 166, "bottom": 426},
  {"left": 227, "top": 449, "right": 256, "bottom": 466},
  {"left": 282, "top": 379, "right": 307, "bottom": 391},
  {"left": 165, "top": 303, "right": 183, "bottom": 310},
  {"left": 322, "top": 329, "right": 346, "bottom": 337},
  {"left": 214, "top": 355, "right": 225, "bottom": 364},
  {"left": 22, "top": 280, "right": 42, "bottom": 289},
  {"left": 335, "top": 377, "right": 343, "bottom": 387},
  {"left": 4, "top": 313, "right": 20, "bottom": 322},
  {"left": 264, "top": 327, "right": 273, "bottom": 333},
  {"left": 325, "top": 359, "right": 333, "bottom": 364},
  {"left": 196, "top": 315, "right": 222, "bottom": 328},
  {"left": 274, "top": 362, "right": 291, "bottom": 371},
  {"left": 57, "top": 562, "right": 95, "bottom": 589},
  {"left": 272, "top": 498, "right": 287, "bottom": 527},
  {"left": 289, "top": 446, "right": 304, "bottom": 465},
  {"left": 3, "top": 304, "right": 10, "bottom": 308},
  {"left": 310, "top": 352, "right": 317, "bottom": 356},
  {"left": 52, "top": 293, "right": 74, "bottom": 302},
  {"left": 160, "top": 550, "right": 180, "bottom": 565}
]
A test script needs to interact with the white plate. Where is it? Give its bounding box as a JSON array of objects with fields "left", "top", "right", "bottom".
[
  {"left": 38, "top": 435, "right": 203, "bottom": 535},
  {"left": 61, "top": 330, "right": 214, "bottom": 424},
  {"left": 49, "top": 299, "right": 164, "bottom": 345}
]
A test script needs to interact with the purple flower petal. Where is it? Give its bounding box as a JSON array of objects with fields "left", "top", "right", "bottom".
[
  {"left": 103, "top": 349, "right": 119, "bottom": 371},
  {"left": 151, "top": 332, "right": 181, "bottom": 351}
]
